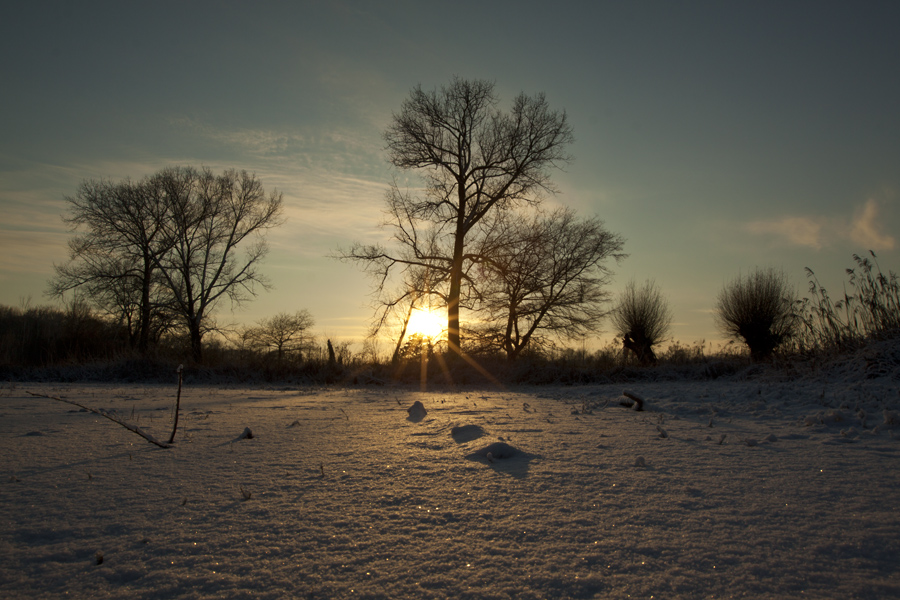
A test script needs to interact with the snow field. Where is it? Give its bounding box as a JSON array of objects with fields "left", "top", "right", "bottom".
[{"left": 1, "top": 376, "right": 899, "bottom": 599}]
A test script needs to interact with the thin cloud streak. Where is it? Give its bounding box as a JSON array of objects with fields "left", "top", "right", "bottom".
[
  {"left": 0, "top": 230, "right": 68, "bottom": 276},
  {"left": 745, "top": 216, "right": 826, "bottom": 250}
]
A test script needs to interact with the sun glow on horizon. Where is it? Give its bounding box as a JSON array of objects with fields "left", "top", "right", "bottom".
[{"left": 406, "top": 308, "right": 446, "bottom": 340}]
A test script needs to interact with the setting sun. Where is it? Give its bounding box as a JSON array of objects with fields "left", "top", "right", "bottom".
[{"left": 406, "top": 308, "right": 445, "bottom": 340}]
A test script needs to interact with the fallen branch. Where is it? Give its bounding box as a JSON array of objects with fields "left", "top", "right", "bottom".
[
  {"left": 27, "top": 391, "right": 172, "bottom": 449},
  {"left": 621, "top": 391, "right": 645, "bottom": 411}
]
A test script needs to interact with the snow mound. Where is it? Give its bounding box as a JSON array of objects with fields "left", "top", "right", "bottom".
[
  {"left": 234, "top": 427, "right": 253, "bottom": 441},
  {"left": 450, "top": 424, "right": 486, "bottom": 443},
  {"left": 465, "top": 441, "right": 521, "bottom": 461},
  {"left": 407, "top": 400, "right": 427, "bottom": 422}
]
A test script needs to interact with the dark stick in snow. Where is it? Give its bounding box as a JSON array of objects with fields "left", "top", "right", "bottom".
[
  {"left": 622, "top": 391, "right": 645, "bottom": 411},
  {"left": 168, "top": 364, "right": 184, "bottom": 444}
]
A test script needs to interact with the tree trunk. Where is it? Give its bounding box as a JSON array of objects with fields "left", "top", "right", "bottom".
[
  {"left": 138, "top": 256, "right": 152, "bottom": 353},
  {"left": 447, "top": 258, "right": 463, "bottom": 356},
  {"left": 447, "top": 194, "right": 466, "bottom": 356},
  {"left": 189, "top": 317, "right": 203, "bottom": 363},
  {"left": 623, "top": 334, "right": 657, "bottom": 365}
]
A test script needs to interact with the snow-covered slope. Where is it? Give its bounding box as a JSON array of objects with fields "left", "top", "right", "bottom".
[{"left": 2, "top": 356, "right": 898, "bottom": 598}]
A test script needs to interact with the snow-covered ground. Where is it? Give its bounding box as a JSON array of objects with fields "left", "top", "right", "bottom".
[{"left": 2, "top": 353, "right": 900, "bottom": 599}]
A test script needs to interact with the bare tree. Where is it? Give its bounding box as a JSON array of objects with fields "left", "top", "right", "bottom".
[
  {"left": 715, "top": 268, "right": 796, "bottom": 361},
  {"left": 49, "top": 176, "right": 172, "bottom": 352},
  {"left": 344, "top": 78, "right": 574, "bottom": 355},
  {"left": 50, "top": 167, "right": 283, "bottom": 362},
  {"left": 470, "top": 207, "right": 626, "bottom": 360},
  {"left": 250, "top": 310, "right": 315, "bottom": 362},
  {"left": 610, "top": 279, "right": 673, "bottom": 365},
  {"left": 153, "top": 167, "right": 284, "bottom": 363}
]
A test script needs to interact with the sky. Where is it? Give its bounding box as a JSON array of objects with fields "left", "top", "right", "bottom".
[{"left": 2, "top": 0, "right": 898, "bottom": 354}]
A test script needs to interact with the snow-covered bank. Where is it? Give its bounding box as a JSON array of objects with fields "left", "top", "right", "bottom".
[{"left": 1, "top": 362, "right": 899, "bottom": 598}]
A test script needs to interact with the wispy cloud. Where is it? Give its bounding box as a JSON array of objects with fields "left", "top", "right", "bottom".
[
  {"left": 850, "top": 199, "right": 896, "bottom": 250},
  {"left": 744, "top": 199, "right": 895, "bottom": 251},
  {"left": 167, "top": 118, "right": 299, "bottom": 156}
]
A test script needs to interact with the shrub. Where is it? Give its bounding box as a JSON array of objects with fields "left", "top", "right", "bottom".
[
  {"left": 610, "top": 280, "right": 673, "bottom": 365},
  {"left": 715, "top": 268, "right": 796, "bottom": 361}
]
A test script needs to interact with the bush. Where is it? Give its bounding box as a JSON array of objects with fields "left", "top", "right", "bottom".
[
  {"left": 610, "top": 280, "right": 673, "bottom": 365},
  {"left": 715, "top": 268, "right": 796, "bottom": 361}
]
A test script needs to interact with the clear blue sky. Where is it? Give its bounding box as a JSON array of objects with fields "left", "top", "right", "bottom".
[{"left": 2, "top": 1, "right": 898, "bottom": 352}]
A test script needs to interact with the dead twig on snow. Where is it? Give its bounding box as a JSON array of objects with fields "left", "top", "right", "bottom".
[{"left": 27, "top": 391, "right": 172, "bottom": 449}]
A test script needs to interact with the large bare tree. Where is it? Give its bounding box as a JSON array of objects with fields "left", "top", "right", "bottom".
[
  {"left": 51, "top": 167, "right": 284, "bottom": 363},
  {"left": 345, "top": 78, "right": 574, "bottom": 355},
  {"left": 153, "top": 167, "right": 284, "bottom": 363}
]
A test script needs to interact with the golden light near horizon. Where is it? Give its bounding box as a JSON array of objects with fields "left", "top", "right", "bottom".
[{"left": 406, "top": 307, "right": 445, "bottom": 340}]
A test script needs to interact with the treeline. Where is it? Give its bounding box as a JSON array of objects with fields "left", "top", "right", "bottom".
[
  {"left": 0, "top": 300, "right": 734, "bottom": 385},
  {"left": 0, "top": 301, "right": 125, "bottom": 367},
  {"left": 0, "top": 301, "right": 350, "bottom": 382}
]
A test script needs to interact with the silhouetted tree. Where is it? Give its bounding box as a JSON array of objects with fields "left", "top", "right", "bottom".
[
  {"left": 715, "top": 268, "right": 796, "bottom": 361},
  {"left": 470, "top": 207, "right": 626, "bottom": 360},
  {"left": 49, "top": 176, "right": 173, "bottom": 352},
  {"left": 153, "top": 167, "right": 284, "bottom": 362},
  {"left": 50, "top": 167, "right": 283, "bottom": 362},
  {"left": 343, "top": 78, "right": 574, "bottom": 356},
  {"left": 610, "top": 279, "right": 673, "bottom": 365},
  {"left": 248, "top": 310, "right": 314, "bottom": 362}
]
